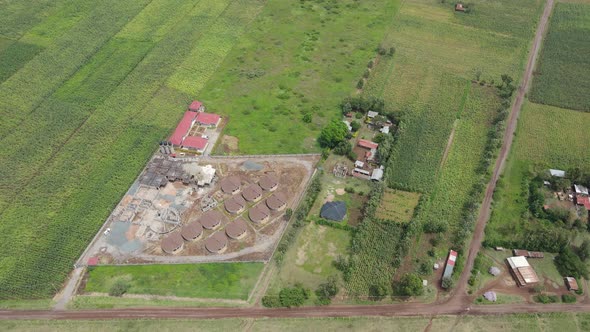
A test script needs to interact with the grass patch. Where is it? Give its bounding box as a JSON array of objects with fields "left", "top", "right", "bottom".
[
  {"left": 84, "top": 263, "right": 264, "bottom": 300},
  {"left": 268, "top": 221, "right": 350, "bottom": 302},
  {"left": 69, "top": 296, "right": 246, "bottom": 309},
  {"left": 0, "top": 41, "right": 44, "bottom": 83},
  {"left": 530, "top": 2, "right": 590, "bottom": 111},
  {"left": 475, "top": 292, "right": 526, "bottom": 305},
  {"left": 375, "top": 189, "right": 421, "bottom": 222}
]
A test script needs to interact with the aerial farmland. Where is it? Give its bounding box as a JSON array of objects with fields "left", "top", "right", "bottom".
[{"left": 1, "top": 0, "right": 590, "bottom": 329}]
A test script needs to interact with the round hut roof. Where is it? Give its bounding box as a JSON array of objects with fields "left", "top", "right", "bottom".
[
  {"left": 266, "top": 192, "right": 287, "bottom": 210},
  {"left": 320, "top": 201, "right": 346, "bottom": 221},
  {"left": 205, "top": 232, "right": 228, "bottom": 253},
  {"left": 181, "top": 221, "right": 203, "bottom": 241},
  {"left": 221, "top": 176, "right": 241, "bottom": 194},
  {"left": 161, "top": 232, "right": 184, "bottom": 254},
  {"left": 225, "top": 218, "right": 248, "bottom": 239},
  {"left": 199, "top": 210, "right": 224, "bottom": 229},
  {"left": 259, "top": 174, "right": 279, "bottom": 191},
  {"left": 242, "top": 183, "right": 263, "bottom": 202},
  {"left": 249, "top": 203, "right": 271, "bottom": 223},
  {"left": 224, "top": 195, "right": 246, "bottom": 214}
]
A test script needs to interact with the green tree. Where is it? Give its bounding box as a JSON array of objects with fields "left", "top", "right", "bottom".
[
  {"left": 442, "top": 277, "right": 454, "bottom": 289},
  {"left": 350, "top": 120, "right": 361, "bottom": 132},
  {"left": 279, "top": 285, "right": 309, "bottom": 307},
  {"left": 555, "top": 247, "right": 589, "bottom": 279},
  {"left": 333, "top": 141, "right": 352, "bottom": 156},
  {"left": 398, "top": 273, "right": 424, "bottom": 296},
  {"left": 368, "top": 283, "right": 388, "bottom": 301},
  {"left": 318, "top": 120, "right": 348, "bottom": 148},
  {"left": 578, "top": 240, "right": 590, "bottom": 261},
  {"left": 315, "top": 275, "right": 339, "bottom": 305}
]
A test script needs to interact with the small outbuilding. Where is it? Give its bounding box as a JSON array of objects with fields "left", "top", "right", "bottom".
[
  {"left": 507, "top": 256, "right": 539, "bottom": 287},
  {"left": 221, "top": 176, "right": 241, "bottom": 194},
  {"left": 320, "top": 201, "right": 347, "bottom": 221},
  {"left": 549, "top": 169, "right": 566, "bottom": 178},
  {"left": 181, "top": 221, "right": 203, "bottom": 241},
  {"left": 249, "top": 203, "right": 271, "bottom": 224},
  {"left": 259, "top": 174, "right": 279, "bottom": 191},
  {"left": 266, "top": 192, "right": 287, "bottom": 211},
  {"left": 161, "top": 232, "right": 184, "bottom": 254},
  {"left": 489, "top": 266, "right": 501, "bottom": 276},
  {"left": 242, "top": 183, "right": 263, "bottom": 202},
  {"left": 199, "top": 210, "right": 224, "bottom": 230},
  {"left": 565, "top": 277, "right": 579, "bottom": 291},
  {"left": 226, "top": 218, "right": 248, "bottom": 240},
  {"left": 483, "top": 291, "right": 497, "bottom": 302},
  {"left": 189, "top": 100, "right": 205, "bottom": 112},
  {"left": 371, "top": 167, "right": 384, "bottom": 182},
  {"left": 455, "top": 3, "right": 465, "bottom": 12},
  {"left": 205, "top": 232, "right": 228, "bottom": 254},
  {"left": 224, "top": 195, "right": 246, "bottom": 214}
]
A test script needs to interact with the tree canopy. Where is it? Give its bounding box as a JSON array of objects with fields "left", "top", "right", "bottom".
[
  {"left": 318, "top": 119, "right": 349, "bottom": 148},
  {"left": 398, "top": 273, "right": 424, "bottom": 296}
]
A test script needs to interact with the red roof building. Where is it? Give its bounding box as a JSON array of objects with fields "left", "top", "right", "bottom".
[
  {"left": 576, "top": 196, "right": 590, "bottom": 210},
  {"left": 358, "top": 139, "right": 378, "bottom": 150},
  {"left": 182, "top": 136, "right": 208, "bottom": 152},
  {"left": 87, "top": 257, "right": 99, "bottom": 266},
  {"left": 170, "top": 111, "right": 198, "bottom": 145},
  {"left": 195, "top": 112, "right": 221, "bottom": 127},
  {"left": 189, "top": 100, "right": 204, "bottom": 112}
]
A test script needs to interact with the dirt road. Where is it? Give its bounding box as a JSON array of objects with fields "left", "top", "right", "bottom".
[
  {"left": 1, "top": 302, "right": 590, "bottom": 320},
  {"left": 448, "top": 0, "right": 554, "bottom": 305}
]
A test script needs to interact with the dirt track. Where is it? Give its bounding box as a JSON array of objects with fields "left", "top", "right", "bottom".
[{"left": 0, "top": 0, "right": 558, "bottom": 322}]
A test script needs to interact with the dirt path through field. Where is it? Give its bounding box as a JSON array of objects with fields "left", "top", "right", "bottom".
[
  {"left": 447, "top": 0, "right": 555, "bottom": 306},
  {"left": 439, "top": 120, "right": 457, "bottom": 170}
]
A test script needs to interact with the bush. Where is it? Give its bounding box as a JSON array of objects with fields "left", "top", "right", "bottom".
[
  {"left": 441, "top": 277, "right": 454, "bottom": 290},
  {"left": 398, "top": 273, "right": 424, "bottom": 296},
  {"left": 555, "top": 247, "right": 589, "bottom": 280},
  {"left": 279, "top": 285, "right": 309, "bottom": 307},
  {"left": 315, "top": 276, "right": 339, "bottom": 305},
  {"left": 261, "top": 295, "right": 281, "bottom": 307},
  {"left": 368, "top": 283, "right": 388, "bottom": 301},
  {"left": 562, "top": 293, "right": 577, "bottom": 303},
  {"left": 350, "top": 120, "right": 361, "bottom": 132},
  {"left": 357, "top": 79, "right": 364, "bottom": 89},
  {"left": 109, "top": 279, "right": 129, "bottom": 297},
  {"left": 534, "top": 294, "right": 559, "bottom": 304},
  {"left": 345, "top": 187, "right": 355, "bottom": 194}
]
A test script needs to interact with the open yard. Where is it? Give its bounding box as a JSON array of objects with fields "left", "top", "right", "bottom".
[
  {"left": 83, "top": 263, "right": 264, "bottom": 300},
  {"left": 266, "top": 221, "right": 350, "bottom": 304},
  {"left": 529, "top": 2, "right": 590, "bottom": 111}
]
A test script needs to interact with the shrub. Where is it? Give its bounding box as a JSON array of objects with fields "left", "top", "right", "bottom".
[
  {"left": 350, "top": 120, "right": 361, "bottom": 132},
  {"left": 261, "top": 295, "right": 281, "bottom": 307},
  {"left": 441, "top": 277, "right": 454, "bottom": 290},
  {"left": 109, "top": 279, "right": 129, "bottom": 297},
  {"left": 562, "top": 293, "right": 577, "bottom": 303},
  {"left": 555, "top": 247, "right": 589, "bottom": 280},
  {"left": 534, "top": 294, "right": 559, "bottom": 304},
  {"left": 279, "top": 284, "right": 309, "bottom": 307},
  {"left": 357, "top": 79, "right": 364, "bottom": 89},
  {"left": 398, "top": 273, "right": 424, "bottom": 296},
  {"left": 368, "top": 283, "right": 388, "bottom": 301},
  {"left": 315, "top": 276, "right": 339, "bottom": 305}
]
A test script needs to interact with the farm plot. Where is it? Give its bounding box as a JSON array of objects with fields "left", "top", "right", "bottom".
[
  {"left": 375, "top": 189, "right": 421, "bottom": 223},
  {"left": 83, "top": 263, "right": 264, "bottom": 300},
  {"left": 380, "top": 0, "right": 543, "bottom": 192},
  {"left": 198, "top": 0, "right": 399, "bottom": 154},
  {"left": 0, "top": 0, "right": 265, "bottom": 299},
  {"left": 530, "top": 2, "right": 590, "bottom": 111},
  {"left": 486, "top": 101, "right": 590, "bottom": 247}
]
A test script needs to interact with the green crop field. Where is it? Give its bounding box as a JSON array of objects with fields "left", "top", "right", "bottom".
[
  {"left": 376, "top": 0, "right": 543, "bottom": 192},
  {"left": 530, "top": 2, "right": 590, "bottom": 111},
  {"left": 375, "top": 189, "right": 421, "bottom": 222},
  {"left": 84, "top": 263, "right": 264, "bottom": 300},
  {"left": 0, "top": 0, "right": 403, "bottom": 300}
]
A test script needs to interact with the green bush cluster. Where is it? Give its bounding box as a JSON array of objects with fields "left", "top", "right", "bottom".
[
  {"left": 534, "top": 294, "right": 559, "bottom": 304},
  {"left": 562, "top": 293, "right": 577, "bottom": 303},
  {"left": 262, "top": 284, "right": 310, "bottom": 308}
]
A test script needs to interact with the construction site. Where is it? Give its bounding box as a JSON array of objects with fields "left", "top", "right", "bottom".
[{"left": 85, "top": 154, "right": 319, "bottom": 265}]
